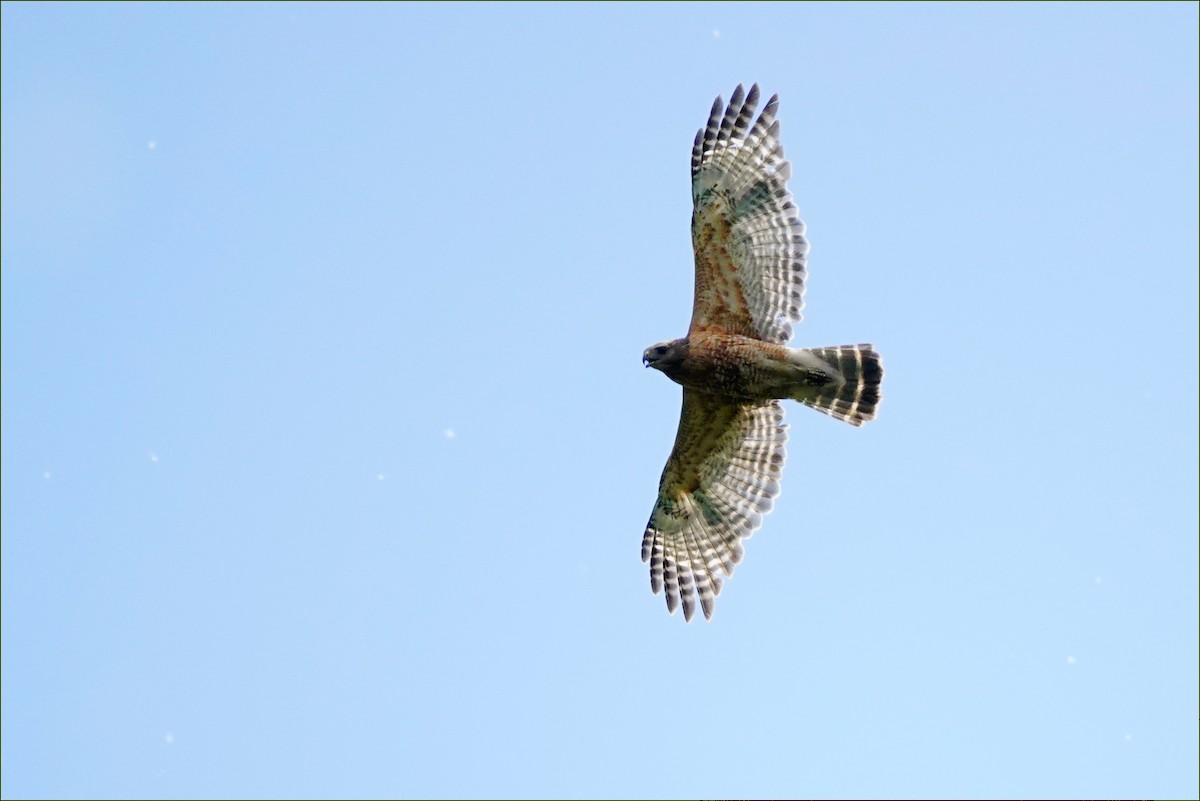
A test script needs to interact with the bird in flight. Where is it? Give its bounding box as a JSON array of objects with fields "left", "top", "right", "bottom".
[{"left": 641, "top": 84, "right": 883, "bottom": 621}]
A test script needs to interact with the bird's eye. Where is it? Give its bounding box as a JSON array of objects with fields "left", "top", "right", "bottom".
[{"left": 656, "top": 346, "right": 668, "bottom": 354}]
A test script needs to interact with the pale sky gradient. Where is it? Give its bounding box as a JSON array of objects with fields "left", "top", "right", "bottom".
[{"left": 3, "top": 3, "right": 1197, "bottom": 799}]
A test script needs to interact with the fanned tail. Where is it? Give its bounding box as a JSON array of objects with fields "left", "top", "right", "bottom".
[{"left": 796, "top": 344, "right": 882, "bottom": 426}]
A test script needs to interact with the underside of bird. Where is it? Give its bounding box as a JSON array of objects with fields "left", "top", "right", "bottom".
[
  {"left": 644, "top": 336, "right": 882, "bottom": 427},
  {"left": 640, "top": 83, "right": 883, "bottom": 622}
]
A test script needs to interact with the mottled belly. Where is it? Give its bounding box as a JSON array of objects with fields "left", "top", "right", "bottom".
[{"left": 670, "top": 335, "right": 829, "bottom": 401}]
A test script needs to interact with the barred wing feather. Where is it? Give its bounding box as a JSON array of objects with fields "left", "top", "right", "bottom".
[
  {"left": 642, "top": 391, "right": 788, "bottom": 620},
  {"left": 689, "top": 83, "right": 809, "bottom": 344}
]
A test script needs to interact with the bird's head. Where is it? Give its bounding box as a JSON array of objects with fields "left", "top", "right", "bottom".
[{"left": 643, "top": 339, "right": 687, "bottom": 373}]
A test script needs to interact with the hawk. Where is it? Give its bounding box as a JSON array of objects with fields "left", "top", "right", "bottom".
[{"left": 641, "top": 84, "right": 883, "bottom": 621}]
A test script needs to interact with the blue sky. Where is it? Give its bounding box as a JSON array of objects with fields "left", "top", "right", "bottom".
[{"left": 2, "top": 3, "right": 1197, "bottom": 798}]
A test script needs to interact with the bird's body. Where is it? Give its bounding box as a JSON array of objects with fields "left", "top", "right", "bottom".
[
  {"left": 646, "top": 333, "right": 845, "bottom": 405},
  {"left": 641, "top": 84, "right": 883, "bottom": 621},
  {"left": 646, "top": 334, "right": 881, "bottom": 421}
]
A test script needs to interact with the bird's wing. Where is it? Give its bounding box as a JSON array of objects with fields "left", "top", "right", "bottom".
[
  {"left": 689, "top": 84, "right": 809, "bottom": 343},
  {"left": 642, "top": 390, "right": 788, "bottom": 621}
]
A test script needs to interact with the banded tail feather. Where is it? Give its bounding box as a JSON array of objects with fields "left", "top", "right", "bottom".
[{"left": 797, "top": 344, "right": 882, "bottom": 426}]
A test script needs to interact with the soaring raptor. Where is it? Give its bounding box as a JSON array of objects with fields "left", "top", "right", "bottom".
[{"left": 642, "top": 84, "right": 882, "bottom": 621}]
